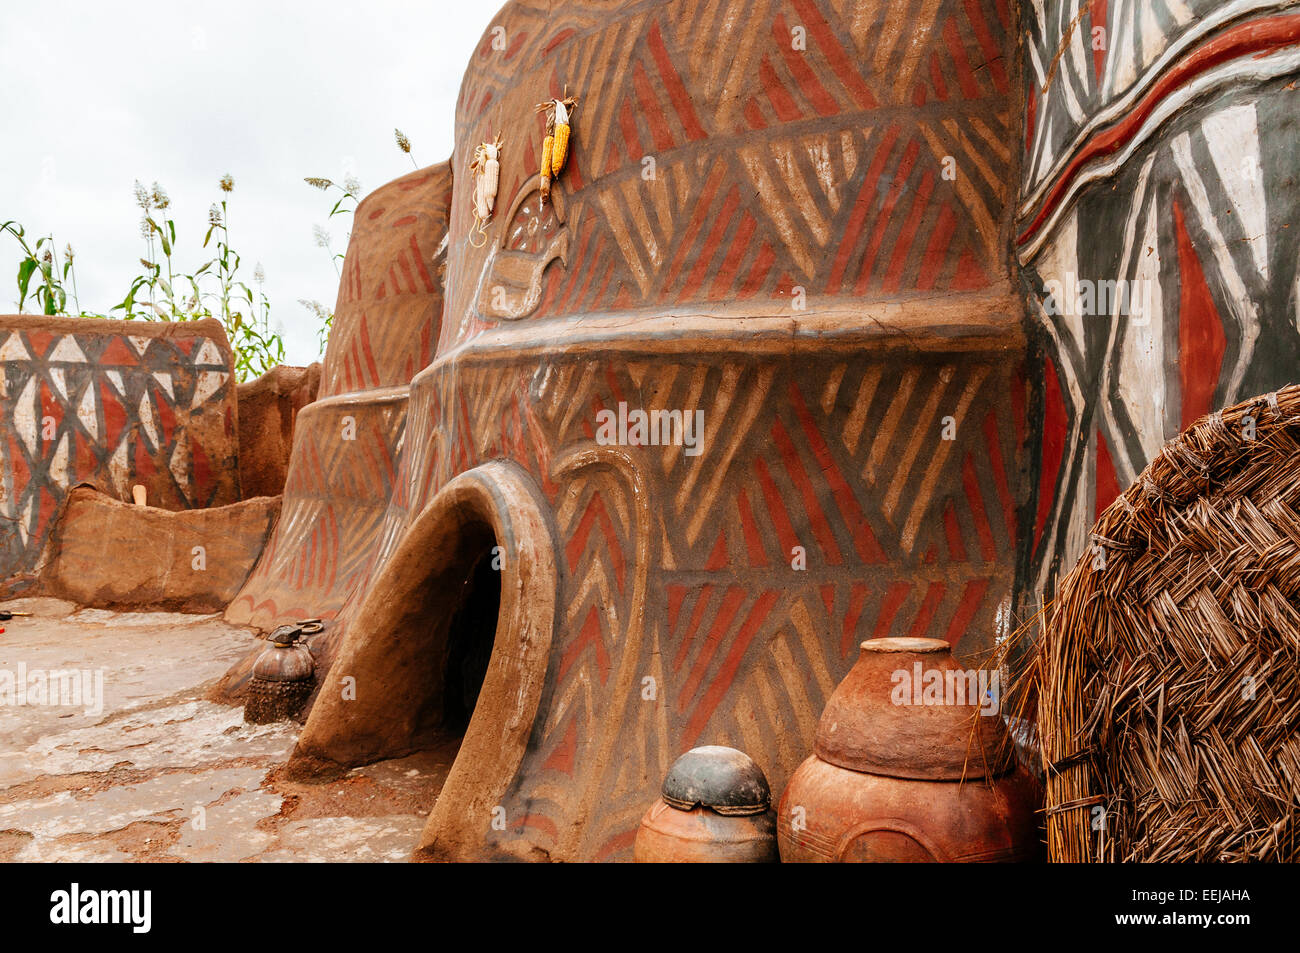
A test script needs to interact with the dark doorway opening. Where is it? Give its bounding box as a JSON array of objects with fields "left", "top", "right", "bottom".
[{"left": 441, "top": 549, "right": 501, "bottom": 734}]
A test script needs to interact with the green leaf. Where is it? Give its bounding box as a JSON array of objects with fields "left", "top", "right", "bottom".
[{"left": 17, "top": 257, "right": 36, "bottom": 308}]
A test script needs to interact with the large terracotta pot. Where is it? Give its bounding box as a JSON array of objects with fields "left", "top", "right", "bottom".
[{"left": 778, "top": 638, "right": 1040, "bottom": 862}]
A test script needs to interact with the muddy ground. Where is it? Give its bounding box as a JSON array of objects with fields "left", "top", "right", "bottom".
[{"left": 0, "top": 598, "right": 451, "bottom": 862}]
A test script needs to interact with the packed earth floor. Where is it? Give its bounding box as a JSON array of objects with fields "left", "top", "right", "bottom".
[{"left": 0, "top": 598, "right": 453, "bottom": 862}]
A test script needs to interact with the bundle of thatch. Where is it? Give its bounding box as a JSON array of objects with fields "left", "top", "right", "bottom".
[{"left": 1036, "top": 385, "right": 1300, "bottom": 862}]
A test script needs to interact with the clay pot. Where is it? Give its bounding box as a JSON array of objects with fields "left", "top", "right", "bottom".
[
  {"left": 635, "top": 746, "right": 778, "bottom": 863},
  {"left": 778, "top": 637, "right": 1040, "bottom": 862},
  {"left": 635, "top": 801, "right": 777, "bottom": 863},
  {"left": 245, "top": 624, "right": 316, "bottom": 724}
]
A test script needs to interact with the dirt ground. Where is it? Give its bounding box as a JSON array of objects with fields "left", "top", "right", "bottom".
[{"left": 0, "top": 597, "right": 451, "bottom": 862}]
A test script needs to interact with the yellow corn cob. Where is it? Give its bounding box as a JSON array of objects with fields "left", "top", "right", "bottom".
[
  {"left": 540, "top": 134, "right": 554, "bottom": 202},
  {"left": 551, "top": 122, "right": 569, "bottom": 175},
  {"left": 541, "top": 135, "right": 554, "bottom": 180}
]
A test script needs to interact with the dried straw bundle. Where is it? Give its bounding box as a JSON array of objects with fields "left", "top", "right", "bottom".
[{"left": 1038, "top": 385, "right": 1300, "bottom": 862}]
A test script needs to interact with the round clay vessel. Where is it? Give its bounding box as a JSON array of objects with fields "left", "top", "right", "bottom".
[
  {"left": 634, "top": 746, "right": 778, "bottom": 861},
  {"left": 661, "top": 745, "right": 771, "bottom": 815},
  {"left": 816, "top": 637, "right": 1010, "bottom": 779},
  {"left": 777, "top": 756, "right": 1040, "bottom": 862},
  {"left": 252, "top": 625, "right": 314, "bottom": 683},
  {"left": 634, "top": 800, "right": 777, "bottom": 863},
  {"left": 778, "top": 637, "right": 1040, "bottom": 862}
]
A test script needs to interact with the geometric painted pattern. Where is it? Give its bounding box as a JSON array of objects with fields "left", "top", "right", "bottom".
[
  {"left": 223, "top": 392, "right": 407, "bottom": 630},
  {"left": 0, "top": 318, "right": 238, "bottom": 579},
  {"left": 377, "top": 342, "right": 1028, "bottom": 860},
  {"left": 320, "top": 165, "right": 452, "bottom": 398},
  {"left": 444, "top": 0, "right": 1016, "bottom": 350},
  {"left": 228, "top": 0, "right": 1028, "bottom": 862},
  {"left": 224, "top": 164, "right": 451, "bottom": 637},
  {"left": 1018, "top": 3, "right": 1300, "bottom": 606}
]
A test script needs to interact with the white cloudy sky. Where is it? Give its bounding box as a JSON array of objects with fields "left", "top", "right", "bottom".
[{"left": 0, "top": 0, "right": 501, "bottom": 365}]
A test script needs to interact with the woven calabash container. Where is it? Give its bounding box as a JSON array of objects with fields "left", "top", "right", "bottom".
[{"left": 1038, "top": 385, "right": 1300, "bottom": 862}]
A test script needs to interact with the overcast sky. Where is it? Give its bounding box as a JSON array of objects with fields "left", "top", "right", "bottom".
[{"left": 0, "top": 0, "right": 501, "bottom": 365}]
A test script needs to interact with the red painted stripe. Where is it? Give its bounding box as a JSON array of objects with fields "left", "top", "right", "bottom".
[
  {"left": 753, "top": 455, "right": 801, "bottom": 558},
  {"left": 774, "top": 12, "right": 839, "bottom": 116},
  {"left": 543, "top": 28, "right": 577, "bottom": 57},
  {"left": 770, "top": 416, "right": 844, "bottom": 565},
  {"left": 943, "top": 501, "right": 968, "bottom": 561},
  {"left": 1034, "top": 355, "right": 1067, "bottom": 550},
  {"left": 705, "top": 531, "right": 729, "bottom": 570},
  {"left": 982, "top": 411, "right": 1017, "bottom": 541},
  {"left": 667, "top": 583, "right": 688, "bottom": 633},
  {"left": 358, "top": 316, "right": 380, "bottom": 386},
  {"left": 595, "top": 827, "right": 638, "bottom": 861},
  {"left": 647, "top": 20, "right": 708, "bottom": 140},
  {"left": 1090, "top": 0, "right": 1109, "bottom": 82},
  {"left": 663, "top": 163, "right": 728, "bottom": 289},
  {"left": 963, "top": 453, "right": 997, "bottom": 561},
  {"left": 1019, "top": 13, "right": 1300, "bottom": 246},
  {"left": 736, "top": 488, "right": 769, "bottom": 567},
  {"left": 710, "top": 211, "right": 757, "bottom": 298},
  {"left": 558, "top": 605, "right": 611, "bottom": 683},
  {"left": 618, "top": 97, "right": 644, "bottom": 162},
  {"left": 962, "top": 0, "right": 1009, "bottom": 93},
  {"left": 1094, "top": 428, "right": 1122, "bottom": 519},
  {"left": 828, "top": 124, "right": 902, "bottom": 293},
  {"left": 943, "top": 17, "right": 980, "bottom": 99},
  {"left": 929, "top": 50, "right": 950, "bottom": 102},
  {"left": 1174, "top": 199, "right": 1226, "bottom": 428},
  {"left": 680, "top": 185, "right": 741, "bottom": 300},
  {"left": 908, "top": 582, "right": 947, "bottom": 638},
  {"left": 759, "top": 55, "right": 801, "bottom": 122},
  {"left": 872, "top": 582, "right": 912, "bottom": 638},
  {"left": 737, "top": 242, "right": 775, "bottom": 298},
  {"left": 409, "top": 234, "right": 435, "bottom": 292},
  {"left": 632, "top": 59, "right": 676, "bottom": 152},
  {"left": 943, "top": 577, "right": 990, "bottom": 645},
  {"left": 855, "top": 138, "right": 921, "bottom": 294},
  {"left": 841, "top": 583, "right": 868, "bottom": 659},
  {"left": 679, "top": 586, "right": 746, "bottom": 710},
  {"left": 788, "top": 382, "right": 887, "bottom": 563},
  {"left": 916, "top": 203, "right": 957, "bottom": 290},
  {"left": 789, "top": 0, "right": 878, "bottom": 109},
  {"left": 883, "top": 169, "right": 935, "bottom": 292},
  {"left": 683, "top": 590, "right": 779, "bottom": 745},
  {"left": 673, "top": 584, "right": 716, "bottom": 673}
]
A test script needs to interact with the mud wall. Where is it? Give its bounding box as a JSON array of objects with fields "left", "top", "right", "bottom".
[
  {"left": 283, "top": 0, "right": 1029, "bottom": 862},
  {"left": 0, "top": 315, "right": 239, "bottom": 584},
  {"left": 1018, "top": 1, "right": 1300, "bottom": 600},
  {"left": 236, "top": 363, "right": 321, "bottom": 499},
  {"left": 222, "top": 164, "right": 451, "bottom": 637}
]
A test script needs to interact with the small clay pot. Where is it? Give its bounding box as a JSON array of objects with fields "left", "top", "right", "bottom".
[
  {"left": 778, "top": 637, "right": 1040, "bottom": 863},
  {"left": 635, "top": 746, "right": 778, "bottom": 862},
  {"left": 245, "top": 624, "right": 316, "bottom": 724},
  {"left": 634, "top": 801, "right": 778, "bottom": 863}
]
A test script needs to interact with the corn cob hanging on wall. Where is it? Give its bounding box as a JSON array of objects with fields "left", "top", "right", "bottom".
[
  {"left": 534, "top": 88, "right": 578, "bottom": 206},
  {"left": 469, "top": 132, "right": 502, "bottom": 247},
  {"left": 551, "top": 100, "right": 570, "bottom": 174},
  {"left": 540, "top": 126, "right": 554, "bottom": 204}
]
